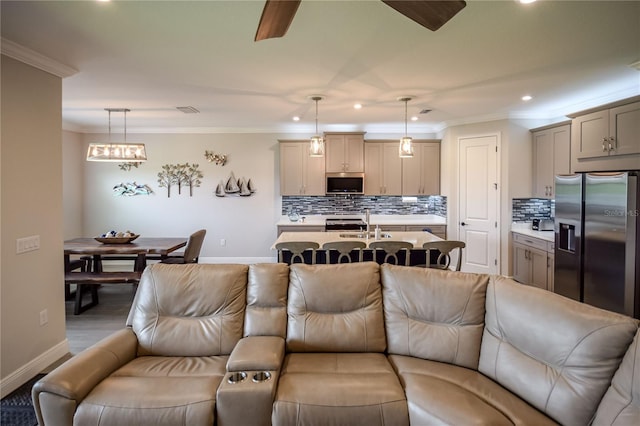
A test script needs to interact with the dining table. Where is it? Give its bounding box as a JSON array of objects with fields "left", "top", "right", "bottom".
[{"left": 64, "top": 237, "right": 187, "bottom": 314}]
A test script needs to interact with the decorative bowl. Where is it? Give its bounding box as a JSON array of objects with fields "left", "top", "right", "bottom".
[{"left": 95, "top": 235, "right": 139, "bottom": 244}]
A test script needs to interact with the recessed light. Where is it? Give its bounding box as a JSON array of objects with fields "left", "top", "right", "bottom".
[
  {"left": 411, "top": 116, "right": 418, "bottom": 121},
  {"left": 353, "top": 103, "right": 362, "bottom": 110},
  {"left": 519, "top": 0, "right": 537, "bottom": 4},
  {"left": 522, "top": 95, "right": 533, "bottom": 101},
  {"left": 292, "top": 116, "right": 300, "bottom": 121}
]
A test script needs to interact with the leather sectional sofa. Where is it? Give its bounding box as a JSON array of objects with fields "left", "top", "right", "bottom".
[{"left": 33, "top": 262, "right": 639, "bottom": 425}]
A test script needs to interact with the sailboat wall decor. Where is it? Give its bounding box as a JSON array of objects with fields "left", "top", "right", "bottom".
[{"left": 215, "top": 172, "right": 256, "bottom": 197}]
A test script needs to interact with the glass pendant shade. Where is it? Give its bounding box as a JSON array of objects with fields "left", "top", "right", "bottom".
[
  {"left": 309, "top": 135, "right": 325, "bottom": 157},
  {"left": 398, "top": 97, "right": 414, "bottom": 158},
  {"left": 87, "top": 108, "right": 147, "bottom": 162},
  {"left": 309, "top": 96, "right": 324, "bottom": 157},
  {"left": 399, "top": 136, "right": 414, "bottom": 158}
]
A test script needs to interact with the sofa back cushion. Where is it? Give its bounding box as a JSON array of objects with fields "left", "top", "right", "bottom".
[
  {"left": 286, "top": 262, "right": 386, "bottom": 352},
  {"left": 381, "top": 264, "right": 488, "bottom": 369},
  {"left": 244, "top": 263, "right": 289, "bottom": 338},
  {"left": 480, "top": 275, "right": 639, "bottom": 426},
  {"left": 593, "top": 327, "right": 640, "bottom": 425},
  {"left": 129, "top": 263, "right": 248, "bottom": 356}
]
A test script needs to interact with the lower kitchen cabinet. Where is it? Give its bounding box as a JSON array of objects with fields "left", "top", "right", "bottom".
[{"left": 512, "top": 232, "right": 554, "bottom": 291}]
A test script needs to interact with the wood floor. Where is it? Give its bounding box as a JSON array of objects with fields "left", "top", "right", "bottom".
[{"left": 65, "top": 283, "right": 137, "bottom": 355}]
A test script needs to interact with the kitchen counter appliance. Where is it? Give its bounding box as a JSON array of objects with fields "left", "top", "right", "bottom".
[
  {"left": 325, "top": 218, "right": 367, "bottom": 232},
  {"left": 532, "top": 218, "right": 554, "bottom": 231}
]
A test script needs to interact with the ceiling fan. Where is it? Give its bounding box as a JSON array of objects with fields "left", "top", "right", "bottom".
[{"left": 255, "top": 0, "right": 467, "bottom": 41}]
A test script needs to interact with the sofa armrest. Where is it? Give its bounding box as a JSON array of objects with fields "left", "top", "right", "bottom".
[
  {"left": 33, "top": 328, "right": 138, "bottom": 426},
  {"left": 227, "top": 336, "right": 285, "bottom": 372}
]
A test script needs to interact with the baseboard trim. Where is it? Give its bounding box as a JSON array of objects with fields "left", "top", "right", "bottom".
[{"left": 0, "top": 339, "right": 70, "bottom": 398}]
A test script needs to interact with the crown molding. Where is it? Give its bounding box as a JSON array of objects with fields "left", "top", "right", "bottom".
[{"left": 1, "top": 38, "right": 77, "bottom": 78}]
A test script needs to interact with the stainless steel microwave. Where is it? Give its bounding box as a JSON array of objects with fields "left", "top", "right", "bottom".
[{"left": 326, "top": 172, "right": 364, "bottom": 194}]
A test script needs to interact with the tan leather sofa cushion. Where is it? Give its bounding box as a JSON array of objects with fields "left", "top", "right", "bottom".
[
  {"left": 272, "top": 353, "right": 409, "bottom": 426},
  {"left": 381, "top": 264, "right": 488, "bottom": 369},
  {"left": 286, "top": 262, "right": 386, "bottom": 352},
  {"left": 480, "top": 275, "right": 639, "bottom": 426},
  {"left": 244, "top": 263, "right": 289, "bottom": 338},
  {"left": 130, "top": 263, "right": 248, "bottom": 356},
  {"left": 74, "top": 355, "right": 226, "bottom": 426},
  {"left": 389, "top": 355, "right": 557, "bottom": 425},
  {"left": 593, "top": 327, "right": 640, "bottom": 425}
]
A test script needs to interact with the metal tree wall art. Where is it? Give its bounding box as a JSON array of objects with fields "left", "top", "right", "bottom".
[
  {"left": 178, "top": 163, "right": 203, "bottom": 196},
  {"left": 204, "top": 150, "right": 227, "bottom": 166},
  {"left": 157, "top": 164, "right": 178, "bottom": 197},
  {"left": 157, "top": 163, "right": 203, "bottom": 197}
]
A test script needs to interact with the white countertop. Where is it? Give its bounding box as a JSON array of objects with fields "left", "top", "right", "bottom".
[
  {"left": 511, "top": 223, "right": 555, "bottom": 243},
  {"left": 276, "top": 214, "right": 446, "bottom": 227}
]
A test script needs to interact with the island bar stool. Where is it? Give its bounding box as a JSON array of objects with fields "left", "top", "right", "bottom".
[
  {"left": 422, "top": 240, "right": 466, "bottom": 271},
  {"left": 275, "top": 241, "right": 320, "bottom": 264},
  {"left": 369, "top": 241, "right": 413, "bottom": 266},
  {"left": 322, "top": 241, "right": 366, "bottom": 263}
]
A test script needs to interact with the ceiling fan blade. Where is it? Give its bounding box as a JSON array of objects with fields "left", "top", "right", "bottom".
[
  {"left": 255, "top": 0, "right": 302, "bottom": 41},
  {"left": 381, "top": 1, "right": 466, "bottom": 31}
]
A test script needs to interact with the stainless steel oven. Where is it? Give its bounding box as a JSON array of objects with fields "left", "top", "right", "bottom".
[{"left": 324, "top": 218, "right": 367, "bottom": 232}]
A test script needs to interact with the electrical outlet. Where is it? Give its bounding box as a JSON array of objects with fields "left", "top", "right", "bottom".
[
  {"left": 16, "top": 235, "right": 40, "bottom": 254},
  {"left": 220, "top": 239, "right": 226, "bottom": 247},
  {"left": 39, "top": 309, "right": 48, "bottom": 326}
]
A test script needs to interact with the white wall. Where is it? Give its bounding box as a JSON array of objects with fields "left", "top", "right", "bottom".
[
  {"left": 1, "top": 55, "right": 67, "bottom": 396},
  {"left": 80, "top": 132, "right": 287, "bottom": 262},
  {"left": 63, "top": 130, "right": 84, "bottom": 239}
]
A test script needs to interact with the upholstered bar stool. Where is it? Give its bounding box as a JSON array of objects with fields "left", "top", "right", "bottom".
[
  {"left": 322, "top": 241, "right": 366, "bottom": 263},
  {"left": 422, "top": 240, "right": 466, "bottom": 271},
  {"left": 369, "top": 241, "right": 413, "bottom": 266},
  {"left": 275, "top": 241, "right": 320, "bottom": 264}
]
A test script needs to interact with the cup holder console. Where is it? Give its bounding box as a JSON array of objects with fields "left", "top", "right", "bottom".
[
  {"left": 227, "top": 371, "right": 248, "bottom": 384},
  {"left": 252, "top": 371, "right": 271, "bottom": 383}
]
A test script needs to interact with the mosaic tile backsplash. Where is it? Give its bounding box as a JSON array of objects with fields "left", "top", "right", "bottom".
[
  {"left": 512, "top": 198, "right": 555, "bottom": 222},
  {"left": 282, "top": 195, "right": 447, "bottom": 216}
]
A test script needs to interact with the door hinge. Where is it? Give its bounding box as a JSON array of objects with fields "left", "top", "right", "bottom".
[
  {"left": 493, "top": 183, "right": 498, "bottom": 190},
  {"left": 494, "top": 259, "right": 498, "bottom": 266},
  {"left": 495, "top": 146, "right": 498, "bottom": 153},
  {"left": 495, "top": 221, "right": 497, "bottom": 228}
]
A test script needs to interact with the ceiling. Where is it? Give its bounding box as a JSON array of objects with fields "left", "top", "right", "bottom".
[{"left": 1, "top": 0, "right": 639, "bottom": 135}]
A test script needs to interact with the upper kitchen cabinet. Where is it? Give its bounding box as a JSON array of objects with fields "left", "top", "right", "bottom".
[
  {"left": 364, "top": 142, "right": 402, "bottom": 195},
  {"left": 279, "top": 141, "right": 325, "bottom": 196},
  {"left": 325, "top": 132, "right": 365, "bottom": 173},
  {"left": 531, "top": 122, "right": 570, "bottom": 198},
  {"left": 402, "top": 141, "right": 441, "bottom": 196},
  {"left": 569, "top": 97, "right": 640, "bottom": 172}
]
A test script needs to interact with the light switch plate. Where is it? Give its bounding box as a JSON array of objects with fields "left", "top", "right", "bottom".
[{"left": 16, "top": 235, "right": 40, "bottom": 254}]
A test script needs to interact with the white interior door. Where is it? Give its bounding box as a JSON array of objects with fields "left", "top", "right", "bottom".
[{"left": 458, "top": 135, "right": 499, "bottom": 274}]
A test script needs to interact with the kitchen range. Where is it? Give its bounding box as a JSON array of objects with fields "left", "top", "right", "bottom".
[{"left": 324, "top": 218, "right": 367, "bottom": 232}]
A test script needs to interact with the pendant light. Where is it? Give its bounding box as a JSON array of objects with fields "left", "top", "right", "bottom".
[
  {"left": 87, "top": 108, "right": 147, "bottom": 162},
  {"left": 309, "top": 96, "right": 324, "bottom": 157},
  {"left": 398, "top": 96, "right": 414, "bottom": 158}
]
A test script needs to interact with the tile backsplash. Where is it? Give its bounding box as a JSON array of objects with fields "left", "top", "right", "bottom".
[
  {"left": 512, "top": 198, "right": 555, "bottom": 222},
  {"left": 282, "top": 195, "right": 447, "bottom": 216}
]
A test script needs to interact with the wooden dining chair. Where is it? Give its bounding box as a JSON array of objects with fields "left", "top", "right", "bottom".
[
  {"left": 275, "top": 241, "right": 320, "bottom": 264},
  {"left": 422, "top": 240, "right": 466, "bottom": 271},
  {"left": 322, "top": 241, "right": 366, "bottom": 264},
  {"left": 369, "top": 241, "right": 413, "bottom": 266},
  {"left": 160, "top": 229, "right": 207, "bottom": 264}
]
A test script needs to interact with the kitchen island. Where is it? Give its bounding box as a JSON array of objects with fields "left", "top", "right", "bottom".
[{"left": 272, "top": 230, "right": 443, "bottom": 265}]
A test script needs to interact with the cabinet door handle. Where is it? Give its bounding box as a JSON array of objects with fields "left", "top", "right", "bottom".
[
  {"left": 608, "top": 137, "right": 614, "bottom": 152},
  {"left": 602, "top": 137, "right": 607, "bottom": 152}
]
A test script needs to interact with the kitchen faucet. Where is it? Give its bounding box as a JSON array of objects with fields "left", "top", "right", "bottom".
[{"left": 365, "top": 209, "right": 370, "bottom": 234}]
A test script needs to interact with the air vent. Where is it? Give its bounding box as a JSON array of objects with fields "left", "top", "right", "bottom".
[
  {"left": 419, "top": 109, "right": 432, "bottom": 114},
  {"left": 176, "top": 106, "right": 200, "bottom": 114}
]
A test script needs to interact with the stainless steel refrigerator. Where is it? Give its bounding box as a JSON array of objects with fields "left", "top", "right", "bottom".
[{"left": 554, "top": 171, "right": 639, "bottom": 319}]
